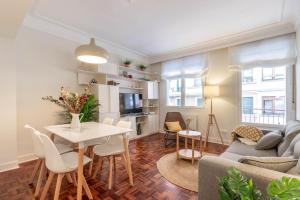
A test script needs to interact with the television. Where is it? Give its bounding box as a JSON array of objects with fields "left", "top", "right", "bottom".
[{"left": 119, "top": 93, "right": 143, "bottom": 115}]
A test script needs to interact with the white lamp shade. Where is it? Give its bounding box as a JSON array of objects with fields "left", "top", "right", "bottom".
[
  {"left": 75, "top": 38, "right": 109, "bottom": 64},
  {"left": 204, "top": 85, "right": 220, "bottom": 97}
]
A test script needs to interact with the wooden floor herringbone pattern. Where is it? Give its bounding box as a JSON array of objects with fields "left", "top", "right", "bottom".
[{"left": 0, "top": 133, "right": 227, "bottom": 200}]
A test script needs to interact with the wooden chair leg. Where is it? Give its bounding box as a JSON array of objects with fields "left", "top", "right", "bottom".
[
  {"left": 66, "top": 173, "right": 73, "bottom": 184},
  {"left": 54, "top": 173, "right": 64, "bottom": 200},
  {"left": 72, "top": 171, "right": 77, "bottom": 187},
  {"left": 82, "top": 175, "right": 93, "bottom": 199},
  {"left": 108, "top": 156, "right": 113, "bottom": 189},
  {"left": 29, "top": 159, "right": 41, "bottom": 185},
  {"left": 92, "top": 157, "right": 103, "bottom": 179},
  {"left": 122, "top": 153, "right": 129, "bottom": 176},
  {"left": 40, "top": 171, "right": 54, "bottom": 200},
  {"left": 88, "top": 151, "right": 95, "bottom": 176},
  {"left": 34, "top": 159, "right": 45, "bottom": 197}
]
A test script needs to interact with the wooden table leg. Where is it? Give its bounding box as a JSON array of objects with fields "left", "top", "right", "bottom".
[
  {"left": 176, "top": 133, "right": 179, "bottom": 159},
  {"left": 123, "top": 134, "right": 133, "bottom": 186},
  {"left": 77, "top": 143, "right": 85, "bottom": 200},
  {"left": 185, "top": 137, "right": 187, "bottom": 149},
  {"left": 200, "top": 136, "right": 203, "bottom": 157},
  {"left": 192, "top": 139, "right": 195, "bottom": 165}
]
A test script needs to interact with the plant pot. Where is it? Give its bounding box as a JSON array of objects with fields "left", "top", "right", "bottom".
[
  {"left": 70, "top": 113, "right": 80, "bottom": 129},
  {"left": 124, "top": 64, "right": 130, "bottom": 67}
]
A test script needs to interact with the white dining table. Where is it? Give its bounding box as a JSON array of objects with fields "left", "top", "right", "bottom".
[{"left": 45, "top": 121, "right": 134, "bottom": 200}]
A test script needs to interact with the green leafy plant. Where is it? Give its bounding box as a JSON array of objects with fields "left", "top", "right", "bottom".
[
  {"left": 138, "top": 64, "right": 147, "bottom": 71},
  {"left": 219, "top": 168, "right": 300, "bottom": 200},
  {"left": 218, "top": 168, "right": 263, "bottom": 200},
  {"left": 123, "top": 59, "right": 131, "bottom": 66},
  {"left": 267, "top": 177, "right": 300, "bottom": 200}
]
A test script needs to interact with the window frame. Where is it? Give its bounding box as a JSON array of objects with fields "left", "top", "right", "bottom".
[
  {"left": 238, "top": 65, "right": 294, "bottom": 128},
  {"left": 166, "top": 77, "right": 204, "bottom": 108}
]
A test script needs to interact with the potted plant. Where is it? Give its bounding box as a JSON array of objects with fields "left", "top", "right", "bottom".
[
  {"left": 139, "top": 64, "right": 147, "bottom": 71},
  {"left": 123, "top": 59, "right": 131, "bottom": 67},
  {"left": 218, "top": 168, "right": 300, "bottom": 200},
  {"left": 42, "top": 86, "right": 99, "bottom": 129}
]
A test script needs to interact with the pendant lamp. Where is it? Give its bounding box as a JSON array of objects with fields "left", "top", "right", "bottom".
[{"left": 75, "top": 38, "right": 109, "bottom": 64}]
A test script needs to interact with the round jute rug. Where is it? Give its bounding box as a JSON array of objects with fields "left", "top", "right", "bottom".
[{"left": 156, "top": 152, "right": 216, "bottom": 192}]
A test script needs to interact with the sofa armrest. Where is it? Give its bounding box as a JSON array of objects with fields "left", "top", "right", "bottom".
[{"left": 198, "top": 156, "right": 299, "bottom": 200}]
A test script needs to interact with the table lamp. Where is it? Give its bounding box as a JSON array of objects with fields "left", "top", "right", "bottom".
[{"left": 204, "top": 85, "right": 224, "bottom": 147}]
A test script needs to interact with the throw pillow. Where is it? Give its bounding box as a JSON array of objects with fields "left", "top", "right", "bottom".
[
  {"left": 239, "top": 156, "right": 297, "bottom": 172},
  {"left": 232, "top": 125, "right": 263, "bottom": 141},
  {"left": 238, "top": 137, "right": 257, "bottom": 146},
  {"left": 255, "top": 130, "right": 283, "bottom": 150},
  {"left": 278, "top": 120, "right": 300, "bottom": 156},
  {"left": 294, "top": 140, "right": 300, "bottom": 159},
  {"left": 165, "top": 121, "right": 182, "bottom": 132},
  {"left": 281, "top": 133, "right": 300, "bottom": 157}
]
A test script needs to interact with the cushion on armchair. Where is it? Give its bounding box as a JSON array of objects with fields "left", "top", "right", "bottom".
[{"left": 165, "top": 121, "right": 182, "bottom": 132}]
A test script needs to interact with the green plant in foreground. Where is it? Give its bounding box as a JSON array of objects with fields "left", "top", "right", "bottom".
[
  {"left": 218, "top": 168, "right": 263, "bottom": 200},
  {"left": 219, "top": 168, "right": 300, "bottom": 200},
  {"left": 267, "top": 176, "right": 300, "bottom": 200}
]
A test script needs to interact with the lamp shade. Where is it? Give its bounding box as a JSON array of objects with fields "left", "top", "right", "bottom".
[
  {"left": 75, "top": 38, "right": 109, "bottom": 64},
  {"left": 204, "top": 85, "right": 220, "bottom": 97}
]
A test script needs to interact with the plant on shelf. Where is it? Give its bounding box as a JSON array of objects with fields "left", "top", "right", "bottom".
[
  {"left": 42, "top": 86, "right": 99, "bottom": 128},
  {"left": 218, "top": 168, "right": 300, "bottom": 200},
  {"left": 123, "top": 59, "right": 131, "bottom": 67},
  {"left": 139, "top": 64, "right": 147, "bottom": 71}
]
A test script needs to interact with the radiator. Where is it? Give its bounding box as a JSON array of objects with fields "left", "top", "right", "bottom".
[{"left": 182, "top": 114, "right": 198, "bottom": 130}]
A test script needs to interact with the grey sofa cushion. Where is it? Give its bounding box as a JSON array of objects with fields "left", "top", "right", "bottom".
[
  {"left": 294, "top": 140, "right": 300, "bottom": 159},
  {"left": 239, "top": 156, "right": 297, "bottom": 172},
  {"left": 220, "top": 152, "right": 244, "bottom": 162},
  {"left": 281, "top": 133, "right": 300, "bottom": 157},
  {"left": 277, "top": 120, "right": 300, "bottom": 156},
  {"left": 226, "top": 141, "right": 277, "bottom": 157},
  {"left": 255, "top": 130, "right": 283, "bottom": 150}
]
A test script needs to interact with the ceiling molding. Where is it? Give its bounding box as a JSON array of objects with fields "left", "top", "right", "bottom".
[
  {"left": 22, "top": 14, "right": 150, "bottom": 63},
  {"left": 149, "top": 22, "right": 295, "bottom": 64}
]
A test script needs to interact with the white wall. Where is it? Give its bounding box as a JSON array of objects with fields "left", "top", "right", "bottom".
[
  {"left": 157, "top": 48, "right": 238, "bottom": 144},
  {"left": 0, "top": 37, "right": 18, "bottom": 171}
]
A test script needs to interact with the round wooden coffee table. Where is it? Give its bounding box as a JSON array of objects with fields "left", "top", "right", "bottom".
[{"left": 176, "top": 130, "right": 202, "bottom": 164}]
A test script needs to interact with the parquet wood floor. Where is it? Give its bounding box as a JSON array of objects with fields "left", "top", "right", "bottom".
[{"left": 0, "top": 133, "right": 227, "bottom": 200}]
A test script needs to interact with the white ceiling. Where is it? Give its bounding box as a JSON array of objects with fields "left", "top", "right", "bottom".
[{"left": 29, "top": 0, "right": 300, "bottom": 62}]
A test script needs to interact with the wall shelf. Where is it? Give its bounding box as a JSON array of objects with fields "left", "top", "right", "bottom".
[
  {"left": 119, "top": 65, "right": 159, "bottom": 76},
  {"left": 119, "top": 86, "right": 144, "bottom": 90}
]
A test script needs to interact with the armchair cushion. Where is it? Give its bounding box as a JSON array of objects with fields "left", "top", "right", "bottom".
[{"left": 165, "top": 121, "right": 182, "bottom": 132}]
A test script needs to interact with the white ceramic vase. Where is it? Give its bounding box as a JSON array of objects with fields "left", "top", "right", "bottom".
[{"left": 70, "top": 113, "right": 81, "bottom": 129}]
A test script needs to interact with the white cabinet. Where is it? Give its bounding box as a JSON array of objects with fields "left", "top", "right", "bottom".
[
  {"left": 143, "top": 81, "right": 159, "bottom": 99},
  {"left": 144, "top": 114, "right": 159, "bottom": 134},
  {"left": 120, "top": 116, "right": 137, "bottom": 139},
  {"left": 93, "top": 84, "right": 120, "bottom": 121},
  {"left": 97, "top": 63, "right": 118, "bottom": 76}
]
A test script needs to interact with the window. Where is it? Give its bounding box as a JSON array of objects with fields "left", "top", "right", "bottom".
[
  {"left": 167, "top": 79, "right": 182, "bottom": 106},
  {"left": 242, "top": 97, "right": 253, "bottom": 114},
  {"left": 166, "top": 78, "right": 204, "bottom": 107},
  {"left": 262, "top": 67, "right": 285, "bottom": 81},
  {"left": 242, "top": 69, "right": 253, "bottom": 83},
  {"left": 241, "top": 66, "right": 287, "bottom": 125}
]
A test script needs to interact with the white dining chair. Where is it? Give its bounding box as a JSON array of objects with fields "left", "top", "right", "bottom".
[
  {"left": 24, "top": 124, "right": 73, "bottom": 197},
  {"left": 39, "top": 133, "right": 93, "bottom": 200},
  {"left": 92, "top": 120, "right": 131, "bottom": 189},
  {"left": 86, "top": 117, "right": 114, "bottom": 175}
]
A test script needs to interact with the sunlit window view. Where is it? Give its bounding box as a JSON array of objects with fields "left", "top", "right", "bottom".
[
  {"left": 167, "top": 78, "right": 203, "bottom": 107},
  {"left": 241, "top": 66, "right": 286, "bottom": 125}
]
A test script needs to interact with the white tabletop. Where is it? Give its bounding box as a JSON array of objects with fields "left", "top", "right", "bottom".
[
  {"left": 45, "top": 122, "right": 133, "bottom": 144},
  {"left": 178, "top": 130, "right": 201, "bottom": 137}
]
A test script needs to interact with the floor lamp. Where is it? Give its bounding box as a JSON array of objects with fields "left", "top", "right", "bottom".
[{"left": 204, "top": 85, "right": 224, "bottom": 148}]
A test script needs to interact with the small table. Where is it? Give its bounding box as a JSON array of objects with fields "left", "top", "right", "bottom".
[{"left": 176, "top": 130, "right": 202, "bottom": 164}]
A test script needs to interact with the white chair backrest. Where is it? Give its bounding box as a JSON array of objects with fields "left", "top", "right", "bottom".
[
  {"left": 102, "top": 117, "right": 114, "bottom": 125},
  {"left": 24, "top": 124, "right": 44, "bottom": 158},
  {"left": 39, "top": 133, "right": 66, "bottom": 173},
  {"left": 109, "top": 120, "right": 132, "bottom": 144}
]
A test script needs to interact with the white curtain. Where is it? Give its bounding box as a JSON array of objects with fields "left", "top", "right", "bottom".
[
  {"left": 161, "top": 54, "right": 208, "bottom": 79},
  {"left": 228, "top": 34, "right": 297, "bottom": 70}
]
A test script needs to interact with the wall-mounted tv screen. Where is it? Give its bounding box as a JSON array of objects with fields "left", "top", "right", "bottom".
[{"left": 119, "top": 93, "right": 143, "bottom": 115}]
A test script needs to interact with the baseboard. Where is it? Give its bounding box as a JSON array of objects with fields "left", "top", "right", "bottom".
[
  {"left": 206, "top": 137, "right": 231, "bottom": 145},
  {"left": 0, "top": 160, "right": 19, "bottom": 173},
  {"left": 18, "top": 153, "right": 37, "bottom": 164}
]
